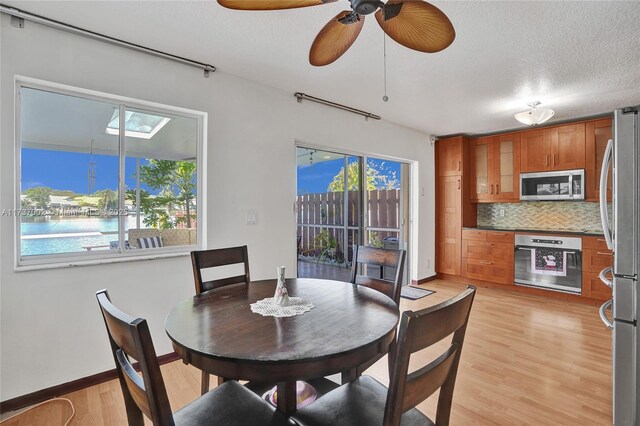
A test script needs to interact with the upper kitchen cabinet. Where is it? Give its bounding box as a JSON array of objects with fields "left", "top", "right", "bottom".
[
  {"left": 520, "top": 128, "right": 551, "bottom": 172},
  {"left": 470, "top": 133, "right": 520, "bottom": 202},
  {"left": 438, "top": 136, "right": 465, "bottom": 176},
  {"left": 586, "top": 118, "right": 613, "bottom": 201},
  {"left": 470, "top": 136, "right": 492, "bottom": 202},
  {"left": 550, "top": 123, "right": 586, "bottom": 170},
  {"left": 520, "top": 124, "right": 586, "bottom": 172}
]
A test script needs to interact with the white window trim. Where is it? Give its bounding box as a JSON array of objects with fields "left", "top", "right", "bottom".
[{"left": 14, "top": 76, "right": 208, "bottom": 271}]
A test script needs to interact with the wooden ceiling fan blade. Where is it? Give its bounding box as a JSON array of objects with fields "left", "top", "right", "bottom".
[
  {"left": 375, "top": 0, "right": 455, "bottom": 53},
  {"left": 309, "top": 11, "right": 365, "bottom": 66},
  {"left": 218, "top": 0, "right": 336, "bottom": 11}
]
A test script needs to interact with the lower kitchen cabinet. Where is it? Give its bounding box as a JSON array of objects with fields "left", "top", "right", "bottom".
[
  {"left": 582, "top": 236, "right": 613, "bottom": 301},
  {"left": 462, "top": 258, "right": 514, "bottom": 285},
  {"left": 462, "top": 229, "right": 514, "bottom": 285}
]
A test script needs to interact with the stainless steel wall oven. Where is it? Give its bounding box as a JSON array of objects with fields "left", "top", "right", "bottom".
[{"left": 514, "top": 235, "right": 582, "bottom": 294}]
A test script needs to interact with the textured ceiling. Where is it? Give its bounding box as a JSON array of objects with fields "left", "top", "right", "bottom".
[{"left": 5, "top": 1, "right": 640, "bottom": 135}]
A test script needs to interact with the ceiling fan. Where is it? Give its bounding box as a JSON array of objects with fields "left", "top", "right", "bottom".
[{"left": 217, "top": 0, "right": 456, "bottom": 66}]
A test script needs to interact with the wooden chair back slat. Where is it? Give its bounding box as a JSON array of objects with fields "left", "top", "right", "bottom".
[
  {"left": 98, "top": 293, "right": 142, "bottom": 361},
  {"left": 96, "top": 290, "right": 174, "bottom": 426},
  {"left": 201, "top": 275, "right": 249, "bottom": 292},
  {"left": 401, "top": 345, "right": 458, "bottom": 413},
  {"left": 350, "top": 245, "right": 406, "bottom": 305},
  {"left": 191, "top": 246, "right": 250, "bottom": 295},
  {"left": 354, "top": 276, "right": 395, "bottom": 301},
  {"left": 407, "top": 288, "right": 476, "bottom": 353},
  {"left": 117, "top": 349, "right": 153, "bottom": 420},
  {"left": 384, "top": 286, "right": 476, "bottom": 426}
]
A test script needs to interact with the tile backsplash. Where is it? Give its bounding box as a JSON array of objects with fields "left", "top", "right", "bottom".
[{"left": 477, "top": 202, "right": 611, "bottom": 232}]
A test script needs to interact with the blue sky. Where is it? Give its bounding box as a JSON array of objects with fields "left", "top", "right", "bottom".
[
  {"left": 22, "top": 149, "right": 400, "bottom": 196},
  {"left": 297, "top": 157, "right": 401, "bottom": 195},
  {"left": 21, "top": 149, "right": 152, "bottom": 194}
]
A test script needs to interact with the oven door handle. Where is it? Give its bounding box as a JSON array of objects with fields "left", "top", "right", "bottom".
[{"left": 599, "top": 299, "right": 614, "bottom": 329}]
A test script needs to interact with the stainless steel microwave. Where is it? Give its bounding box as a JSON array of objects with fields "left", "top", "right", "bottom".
[{"left": 520, "top": 169, "right": 585, "bottom": 201}]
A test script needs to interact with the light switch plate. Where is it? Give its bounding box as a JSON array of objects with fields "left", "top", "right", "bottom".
[{"left": 245, "top": 210, "right": 257, "bottom": 225}]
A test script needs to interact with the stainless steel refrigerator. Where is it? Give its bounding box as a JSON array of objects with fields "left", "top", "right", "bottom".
[{"left": 599, "top": 106, "right": 639, "bottom": 425}]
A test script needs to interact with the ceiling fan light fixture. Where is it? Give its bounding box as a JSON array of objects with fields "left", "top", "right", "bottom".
[{"left": 514, "top": 101, "right": 555, "bottom": 126}]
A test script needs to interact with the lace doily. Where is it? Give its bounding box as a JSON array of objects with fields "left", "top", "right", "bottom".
[{"left": 250, "top": 297, "right": 315, "bottom": 318}]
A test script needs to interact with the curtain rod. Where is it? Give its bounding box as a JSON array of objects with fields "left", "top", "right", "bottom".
[
  {"left": 0, "top": 4, "right": 216, "bottom": 77},
  {"left": 294, "top": 92, "right": 381, "bottom": 121}
]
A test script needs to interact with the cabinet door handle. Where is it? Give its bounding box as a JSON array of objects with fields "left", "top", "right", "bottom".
[
  {"left": 597, "top": 238, "right": 607, "bottom": 242},
  {"left": 545, "top": 155, "right": 549, "bottom": 166},
  {"left": 480, "top": 242, "right": 494, "bottom": 246},
  {"left": 458, "top": 160, "right": 461, "bottom": 171},
  {"left": 479, "top": 260, "right": 492, "bottom": 265},
  {"left": 491, "top": 184, "right": 494, "bottom": 194},
  {"left": 553, "top": 154, "right": 557, "bottom": 167},
  {"left": 597, "top": 252, "right": 613, "bottom": 256},
  {"left": 457, "top": 179, "right": 461, "bottom": 190},
  {"left": 496, "top": 184, "right": 500, "bottom": 194}
]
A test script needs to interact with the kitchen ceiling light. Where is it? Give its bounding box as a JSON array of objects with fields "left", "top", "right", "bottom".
[{"left": 514, "top": 101, "right": 555, "bottom": 126}]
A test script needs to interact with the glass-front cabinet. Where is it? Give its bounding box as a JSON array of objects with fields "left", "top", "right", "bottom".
[
  {"left": 470, "top": 137, "right": 492, "bottom": 202},
  {"left": 470, "top": 133, "right": 520, "bottom": 202}
]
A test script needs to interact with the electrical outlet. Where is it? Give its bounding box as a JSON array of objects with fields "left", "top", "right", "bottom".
[{"left": 499, "top": 208, "right": 506, "bottom": 217}]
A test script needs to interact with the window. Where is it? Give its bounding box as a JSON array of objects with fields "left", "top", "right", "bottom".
[{"left": 15, "top": 79, "right": 206, "bottom": 268}]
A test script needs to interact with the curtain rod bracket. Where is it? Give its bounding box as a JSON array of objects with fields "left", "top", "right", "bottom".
[
  {"left": 10, "top": 15, "right": 23, "bottom": 28},
  {"left": 294, "top": 92, "right": 381, "bottom": 121}
]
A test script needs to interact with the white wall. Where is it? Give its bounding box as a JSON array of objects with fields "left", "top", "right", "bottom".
[{"left": 0, "top": 14, "right": 435, "bottom": 401}]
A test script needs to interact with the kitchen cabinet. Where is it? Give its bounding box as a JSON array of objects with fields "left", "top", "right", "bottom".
[
  {"left": 461, "top": 229, "right": 514, "bottom": 285},
  {"left": 520, "top": 128, "right": 550, "bottom": 172},
  {"left": 436, "top": 137, "right": 476, "bottom": 276},
  {"left": 470, "top": 133, "right": 520, "bottom": 202},
  {"left": 550, "top": 123, "right": 586, "bottom": 170},
  {"left": 438, "top": 136, "right": 464, "bottom": 176},
  {"left": 582, "top": 236, "right": 612, "bottom": 301},
  {"left": 469, "top": 137, "right": 492, "bottom": 202},
  {"left": 437, "top": 175, "right": 463, "bottom": 275},
  {"left": 586, "top": 118, "right": 613, "bottom": 201},
  {"left": 520, "top": 124, "right": 586, "bottom": 172}
]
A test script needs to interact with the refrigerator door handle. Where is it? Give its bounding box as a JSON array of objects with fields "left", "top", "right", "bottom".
[
  {"left": 599, "top": 139, "right": 614, "bottom": 250},
  {"left": 599, "top": 299, "right": 614, "bottom": 329},
  {"left": 599, "top": 267, "right": 613, "bottom": 288}
]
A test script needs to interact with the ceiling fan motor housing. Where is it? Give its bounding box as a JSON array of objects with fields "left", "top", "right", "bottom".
[{"left": 350, "top": 0, "right": 383, "bottom": 15}]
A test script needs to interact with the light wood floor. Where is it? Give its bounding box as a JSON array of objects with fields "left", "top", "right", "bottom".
[{"left": 5, "top": 280, "right": 612, "bottom": 425}]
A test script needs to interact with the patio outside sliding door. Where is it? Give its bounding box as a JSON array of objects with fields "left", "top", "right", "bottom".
[
  {"left": 363, "top": 158, "right": 409, "bottom": 285},
  {"left": 296, "top": 148, "right": 361, "bottom": 281}
]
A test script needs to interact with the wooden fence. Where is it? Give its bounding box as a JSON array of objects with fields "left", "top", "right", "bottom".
[{"left": 296, "top": 189, "right": 400, "bottom": 262}]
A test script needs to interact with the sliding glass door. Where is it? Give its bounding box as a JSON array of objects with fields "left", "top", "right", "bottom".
[
  {"left": 296, "top": 147, "right": 409, "bottom": 284},
  {"left": 364, "top": 158, "right": 410, "bottom": 284}
]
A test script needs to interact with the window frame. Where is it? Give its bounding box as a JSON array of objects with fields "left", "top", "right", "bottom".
[{"left": 14, "top": 76, "right": 207, "bottom": 271}]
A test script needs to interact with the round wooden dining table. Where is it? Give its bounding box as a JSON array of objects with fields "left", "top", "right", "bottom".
[{"left": 165, "top": 278, "right": 399, "bottom": 414}]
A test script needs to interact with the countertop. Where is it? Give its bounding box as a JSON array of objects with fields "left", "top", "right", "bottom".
[{"left": 463, "top": 226, "right": 605, "bottom": 237}]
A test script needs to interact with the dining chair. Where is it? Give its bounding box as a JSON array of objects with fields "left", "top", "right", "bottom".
[
  {"left": 96, "top": 289, "right": 293, "bottom": 426},
  {"left": 291, "top": 285, "right": 477, "bottom": 426},
  {"left": 350, "top": 245, "right": 406, "bottom": 305},
  {"left": 190, "top": 245, "right": 250, "bottom": 394},
  {"left": 346, "top": 245, "right": 406, "bottom": 381},
  {"left": 191, "top": 245, "right": 250, "bottom": 295}
]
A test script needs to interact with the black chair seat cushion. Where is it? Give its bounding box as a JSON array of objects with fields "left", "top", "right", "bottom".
[
  {"left": 291, "top": 376, "right": 433, "bottom": 426},
  {"left": 174, "top": 380, "right": 294, "bottom": 426}
]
